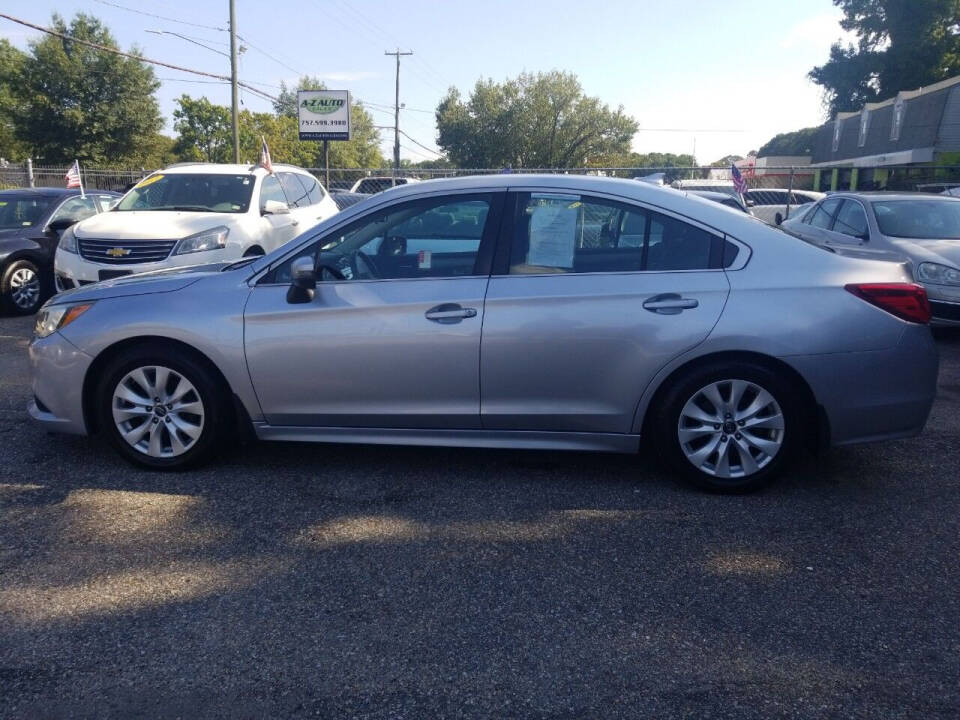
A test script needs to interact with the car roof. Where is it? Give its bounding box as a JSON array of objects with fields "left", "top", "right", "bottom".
[
  {"left": 829, "top": 191, "right": 959, "bottom": 201},
  {"left": 686, "top": 190, "right": 738, "bottom": 200},
  {"left": 0, "top": 187, "right": 81, "bottom": 197},
  {"left": 157, "top": 162, "right": 313, "bottom": 176}
]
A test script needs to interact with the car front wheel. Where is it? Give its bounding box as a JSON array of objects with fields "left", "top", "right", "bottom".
[
  {"left": 97, "top": 346, "right": 229, "bottom": 469},
  {"left": 1, "top": 259, "right": 44, "bottom": 315},
  {"left": 654, "top": 363, "right": 801, "bottom": 492}
]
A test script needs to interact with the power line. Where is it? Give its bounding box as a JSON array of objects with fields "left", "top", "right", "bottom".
[
  {"left": 0, "top": 12, "right": 278, "bottom": 103},
  {"left": 399, "top": 129, "right": 442, "bottom": 156},
  {"left": 91, "top": 0, "right": 225, "bottom": 32},
  {"left": 146, "top": 29, "right": 229, "bottom": 59},
  {"left": 235, "top": 34, "right": 306, "bottom": 77}
]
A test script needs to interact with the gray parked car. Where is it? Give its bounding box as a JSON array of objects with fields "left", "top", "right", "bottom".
[
  {"left": 783, "top": 192, "right": 960, "bottom": 324},
  {"left": 28, "top": 175, "right": 938, "bottom": 492}
]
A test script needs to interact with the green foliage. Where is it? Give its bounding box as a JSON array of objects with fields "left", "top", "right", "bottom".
[
  {"left": 709, "top": 154, "right": 745, "bottom": 167},
  {"left": 0, "top": 40, "right": 28, "bottom": 161},
  {"left": 757, "top": 127, "right": 819, "bottom": 157},
  {"left": 436, "top": 71, "right": 637, "bottom": 168},
  {"left": 10, "top": 13, "right": 162, "bottom": 164},
  {"left": 810, "top": 0, "right": 960, "bottom": 115}
]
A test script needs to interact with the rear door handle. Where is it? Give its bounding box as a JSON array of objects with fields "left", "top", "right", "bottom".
[
  {"left": 425, "top": 303, "right": 478, "bottom": 324},
  {"left": 642, "top": 294, "right": 699, "bottom": 314}
]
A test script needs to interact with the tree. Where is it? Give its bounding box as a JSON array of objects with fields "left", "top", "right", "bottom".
[
  {"left": 709, "top": 154, "right": 745, "bottom": 167},
  {"left": 274, "top": 76, "right": 384, "bottom": 167},
  {"left": 0, "top": 40, "right": 28, "bottom": 161},
  {"left": 436, "top": 71, "right": 637, "bottom": 168},
  {"left": 173, "top": 95, "right": 232, "bottom": 162},
  {"left": 757, "top": 127, "right": 819, "bottom": 157},
  {"left": 11, "top": 13, "right": 162, "bottom": 164},
  {"left": 810, "top": 0, "right": 960, "bottom": 115}
]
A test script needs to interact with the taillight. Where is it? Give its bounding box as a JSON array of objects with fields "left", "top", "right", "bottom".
[{"left": 844, "top": 283, "right": 931, "bottom": 324}]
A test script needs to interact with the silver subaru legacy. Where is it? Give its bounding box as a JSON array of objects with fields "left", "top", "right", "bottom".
[{"left": 28, "top": 175, "right": 938, "bottom": 492}]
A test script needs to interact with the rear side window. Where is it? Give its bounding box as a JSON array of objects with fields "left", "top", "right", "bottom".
[
  {"left": 278, "top": 172, "right": 310, "bottom": 208},
  {"left": 833, "top": 200, "right": 868, "bottom": 238},
  {"left": 508, "top": 193, "right": 718, "bottom": 274}
]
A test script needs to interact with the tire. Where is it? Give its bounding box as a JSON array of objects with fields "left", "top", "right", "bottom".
[
  {"left": 1, "top": 259, "right": 44, "bottom": 315},
  {"left": 242, "top": 246, "right": 265, "bottom": 258},
  {"left": 96, "top": 345, "right": 231, "bottom": 470},
  {"left": 651, "top": 362, "right": 803, "bottom": 493},
  {"left": 775, "top": 212, "right": 783, "bottom": 225}
]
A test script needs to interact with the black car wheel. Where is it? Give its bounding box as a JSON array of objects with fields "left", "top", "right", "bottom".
[{"left": 1, "top": 259, "right": 44, "bottom": 315}]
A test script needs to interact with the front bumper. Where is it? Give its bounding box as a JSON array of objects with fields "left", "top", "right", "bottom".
[
  {"left": 54, "top": 246, "right": 235, "bottom": 289},
  {"left": 28, "top": 331, "right": 94, "bottom": 435},
  {"left": 922, "top": 283, "right": 960, "bottom": 326}
]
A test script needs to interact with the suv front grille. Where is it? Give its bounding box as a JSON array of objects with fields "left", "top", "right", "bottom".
[{"left": 78, "top": 238, "right": 177, "bottom": 264}]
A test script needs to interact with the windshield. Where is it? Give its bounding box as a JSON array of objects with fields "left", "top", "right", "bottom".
[
  {"left": 0, "top": 196, "right": 54, "bottom": 229},
  {"left": 116, "top": 173, "right": 255, "bottom": 213},
  {"left": 873, "top": 199, "right": 960, "bottom": 239}
]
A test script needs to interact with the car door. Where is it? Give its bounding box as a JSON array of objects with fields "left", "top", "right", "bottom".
[
  {"left": 244, "top": 190, "right": 505, "bottom": 428},
  {"left": 31, "top": 195, "right": 100, "bottom": 260},
  {"left": 258, "top": 174, "right": 299, "bottom": 251},
  {"left": 480, "top": 190, "right": 732, "bottom": 434}
]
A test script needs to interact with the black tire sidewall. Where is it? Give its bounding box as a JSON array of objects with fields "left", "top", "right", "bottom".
[
  {"left": 96, "top": 347, "right": 227, "bottom": 470},
  {"left": 654, "top": 362, "right": 802, "bottom": 493},
  {"left": 1, "top": 259, "right": 44, "bottom": 315}
]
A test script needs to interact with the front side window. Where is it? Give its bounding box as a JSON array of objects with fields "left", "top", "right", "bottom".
[
  {"left": 115, "top": 173, "right": 255, "bottom": 213},
  {"left": 808, "top": 198, "right": 842, "bottom": 229},
  {"left": 833, "top": 200, "right": 868, "bottom": 238},
  {"left": 49, "top": 196, "right": 98, "bottom": 225},
  {"left": 0, "top": 196, "right": 54, "bottom": 229},
  {"left": 259, "top": 175, "right": 288, "bottom": 211},
  {"left": 269, "top": 194, "right": 493, "bottom": 283},
  {"left": 508, "top": 193, "right": 716, "bottom": 274}
]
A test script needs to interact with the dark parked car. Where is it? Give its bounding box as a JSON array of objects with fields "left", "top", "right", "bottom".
[{"left": 0, "top": 188, "right": 119, "bottom": 314}]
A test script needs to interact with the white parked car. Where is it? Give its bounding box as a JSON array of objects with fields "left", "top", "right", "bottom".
[
  {"left": 54, "top": 163, "right": 338, "bottom": 289},
  {"left": 349, "top": 176, "right": 420, "bottom": 194},
  {"left": 745, "top": 189, "right": 824, "bottom": 226}
]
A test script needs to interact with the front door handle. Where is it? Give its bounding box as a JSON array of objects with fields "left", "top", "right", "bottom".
[
  {"left": 642, "top": 293, "right": 699, "bottom": 314},
  {"left": 425, "top": 303, "right": 478, "bottom": 324}
]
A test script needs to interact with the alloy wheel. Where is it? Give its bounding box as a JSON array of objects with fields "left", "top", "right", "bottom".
[
  {"left": 111, "top": 365, "right": 205, "bottom": 458},
  {"left": 10, "top": 267, "right": 39, "bottom": 310},
  {"left": 677, "top": 379, "right": 785, "bottom": 479}
]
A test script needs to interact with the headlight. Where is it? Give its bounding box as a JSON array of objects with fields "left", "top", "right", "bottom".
[
  {"left": 917, "top": 262, "right": 960, "bottom": 286},
  {"left": 34, "top": 303, "right": 94, "bottom": 338},
  {"left": 59, "top": 225, "right": 78, "bottom": 254},
  {"left": 174, "top": 226, "right": 230, "bottom": 255}
]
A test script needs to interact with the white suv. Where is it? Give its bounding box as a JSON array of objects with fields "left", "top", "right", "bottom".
[{"left": 54, "top": 163, "right": 338, "bottom": 289}]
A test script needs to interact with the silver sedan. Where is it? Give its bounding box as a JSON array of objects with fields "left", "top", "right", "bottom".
[
  {"left": 28, "top": 175, "right": 938, "bottom": 492},
  {"left": 783, "top": 191, "right": 960, "bottom": 325}
]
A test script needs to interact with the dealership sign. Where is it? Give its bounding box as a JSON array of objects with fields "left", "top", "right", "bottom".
[{"left": 297, "top": 90, "right": 352, "bottom": 141}]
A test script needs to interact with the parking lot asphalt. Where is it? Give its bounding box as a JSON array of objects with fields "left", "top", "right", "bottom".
[{"left": 1, "top": 312, "right": 959, "bottom": 719}]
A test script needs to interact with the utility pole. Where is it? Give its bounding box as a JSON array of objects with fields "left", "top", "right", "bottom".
[
  {"left": 229, "top": 0, "right": 240, "bottom": 163},
  {"left": 385, "top": 48, "right": 412, "bottom": 185}
]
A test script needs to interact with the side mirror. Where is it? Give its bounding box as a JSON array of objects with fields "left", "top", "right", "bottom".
[
  {"left": 745, "top": 199, "right": 756, "bottom": 207},
  {"left": 262, "top": 199, "right": 291, "bottom": 216},
  {"left": 286, "top": 256, "right": 316, "bottom": 304},
  {"left": 47, "top": 217, "right": 79, "bottom": 233}
]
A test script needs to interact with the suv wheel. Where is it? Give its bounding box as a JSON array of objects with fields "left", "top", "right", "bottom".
[
  {"left": 97, "top": 346, "right": 229, "bottom": 469},
  {"left": 653, "top": 362, "right": 801, "bottom": 492},
  {"left": 1, "top": 259, "right": 43, "bottom": 315}
]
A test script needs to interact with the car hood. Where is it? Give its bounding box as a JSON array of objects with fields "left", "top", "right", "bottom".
[
  {"left": 887, "top": 237, "right": 960, "bottom": 268},
  {"left": 45, "top": 262, "right": 234, "bottom": 305},
  {"left": 74, "top": 210, "right": 240, "bottom": 240},
  {"left": 0, "top": 227, "right": 29, "bottom": 240}
]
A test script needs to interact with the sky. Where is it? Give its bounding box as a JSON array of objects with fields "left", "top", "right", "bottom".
[{"left": 2, "top": 0, "right": 855, "bottom": 165}]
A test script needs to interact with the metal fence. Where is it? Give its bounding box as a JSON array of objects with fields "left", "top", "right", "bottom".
[{"left": 4, "top": 161, "right": 960, "bottom": 195}]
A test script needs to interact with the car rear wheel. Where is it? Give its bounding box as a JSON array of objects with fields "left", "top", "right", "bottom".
[
  {"left": 653, "top": 362, "right": 801, "bottom": 492},
  {"left": 1, "top": 259, "right": 44, "bottom": 315},
  {"left": 97, "top": 347, "right": 229, "bottom": 469}
]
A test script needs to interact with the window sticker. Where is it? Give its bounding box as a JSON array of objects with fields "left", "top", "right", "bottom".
[
  {"left": 134, "top": 174, "right": 164, "bottom": 189},
  {"left": 526, "top": 194, "right": 579, "bottom": 268},
  {"left": 418, "top": 249, "right": 432, "bottom": 269}
]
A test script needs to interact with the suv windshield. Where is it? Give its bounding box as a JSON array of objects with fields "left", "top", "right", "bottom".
[
  {"left": 116, "top": 173, "right": 255, "bottom": 213},
  {"left": 873, "top": 199, "right": 960, "bottom": 239},
  {"left": 0, "top": 196, "right": 54, "bottom": 229}
]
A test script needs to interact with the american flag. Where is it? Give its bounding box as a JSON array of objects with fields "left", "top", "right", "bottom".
[
  {"left": 730, "top": 163, "right": 748, "bottom": 195},
  {"left": 64, "top": 160, "right": 82, "bottom": 190},
  {"left": 258, "top": 136, "right": 273, "bottom": 174}
]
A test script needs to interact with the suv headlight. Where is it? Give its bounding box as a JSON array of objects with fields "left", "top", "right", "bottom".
[
  {"left": 917, "top": 262, "right": 960, "bottom": 286},
  {"left": 174, "top": 226, "right": 230, "bottom": 255},
  {"left": 34, "top": 303, "right": 94, "bottom": 338},
  {"left": 59, "top": 225, "right": 78, "bottom": 254}
]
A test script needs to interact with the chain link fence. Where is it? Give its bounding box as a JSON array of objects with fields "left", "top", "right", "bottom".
[{"left": 4, "top": 161, "right": 960, "bottom": 195}]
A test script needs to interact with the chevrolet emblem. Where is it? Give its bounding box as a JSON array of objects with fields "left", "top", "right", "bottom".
[{"left": 106, "top": 247, "right": 131, "bottom": 257}]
